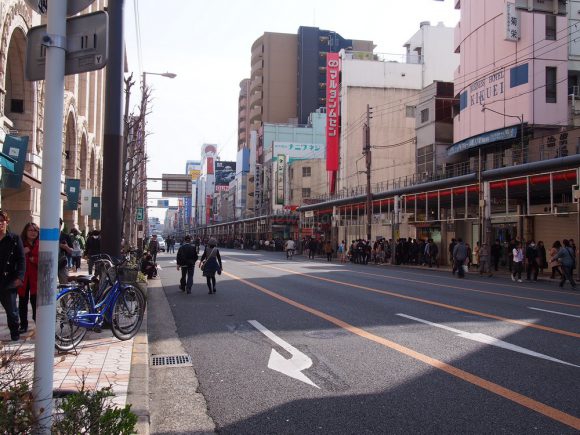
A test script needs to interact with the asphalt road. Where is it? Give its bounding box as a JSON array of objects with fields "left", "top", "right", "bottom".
[{"left": 153, "top": 249, "right": 580, "bottom": 434}]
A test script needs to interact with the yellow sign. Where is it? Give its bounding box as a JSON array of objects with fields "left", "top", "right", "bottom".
[{"left": 190, "top": 169, "right": 201, "bottom": 180}]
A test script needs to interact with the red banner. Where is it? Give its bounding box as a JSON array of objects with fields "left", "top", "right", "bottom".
[{"left": 326, "top": 53, "right": 340, "bottom": 172}]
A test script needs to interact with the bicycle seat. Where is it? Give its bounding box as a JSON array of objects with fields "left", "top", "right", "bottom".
[{"left": 72, "top": 275, "right": 97, "bottom": 284}]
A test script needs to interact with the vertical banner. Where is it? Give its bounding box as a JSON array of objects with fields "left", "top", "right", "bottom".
[
  {"left": 326, "top": 53, "right": 340, "bottom": 172},
  {"left": 1, "top": 135, "right": 29, "bottom": 188},
  {"left": 206, "top": 195, "right": 212, "bottom": 223},
  {"left": 91, "top": 197, "right": 101, "bottom": 220},
  {"left": 276, "top": 154, "right": 286, "bottom": 205},
  {"left": 64, "top": 178, "right": 81, "bottom": 211},
  {"left": 206, "top": 157, "right": 214, "bottom": 175},
  {"left": 80, "top": 189, "right": 92, "bottom": 215},
  {"left": 184, "top": 197, "right": 192, "bottom": 224}
]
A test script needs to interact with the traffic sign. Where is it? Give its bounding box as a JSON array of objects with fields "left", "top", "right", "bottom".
[
  {"left": 136, "top": 207, "right": 144, "bottom": 222},
  {"left": 25, "top": 11, "right": 108, "bottom": 81},
  {"left": 24, "top": 0, "right": 96, "bottom": 16}
]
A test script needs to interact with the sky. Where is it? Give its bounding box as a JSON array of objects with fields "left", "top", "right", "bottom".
[{"left": 123, "top": 0, "right": 459, "bottom": 218}]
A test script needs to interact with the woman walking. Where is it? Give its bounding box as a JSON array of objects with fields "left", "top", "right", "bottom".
[
  {"left": 549, "top": 240, "right": 563, "bottom": 279},
  {"left": 200, "top": 238, "right": 222, "bottom": 294},
  {"left": 18, "top": 222, "right": 39, "bottom": 333},
  {"left": 511, "top": 241, "right": 524, "bottom": 283},
  {"left": 553, "top": 239, "right": 577, "bottom": 289},
  {"left": 324, "top": 240, "right": 333, "bottom": 262}
]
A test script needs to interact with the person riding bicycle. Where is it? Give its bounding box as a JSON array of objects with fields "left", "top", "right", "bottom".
[{"left": 285, "top": 239, "right": 296, "bottom": 259}]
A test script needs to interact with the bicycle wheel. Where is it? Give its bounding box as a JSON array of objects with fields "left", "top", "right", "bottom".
[
  {"left": 55, "top": 289, "right": 89, "bottom": 351},
  {"left": 111, "top": 285, "right": 146, "bottom": 340}
]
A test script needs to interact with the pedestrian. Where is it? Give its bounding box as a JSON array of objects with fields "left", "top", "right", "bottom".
[
  {"left": 452, "top": 238, "right": 468, "bottom": 278},
  {"left": 428, "top": 239, "right": 439, "bottom": 268},
  {"left": 140, "top": 253, "right": 157, "bottom": 279},
  {"left": 511, "top": 241, "right": 524, "bottom": 282},
  {"left": 70, "top": 228, "right": 84, "bottom": 272},
  {"left": 553, "top": 239, "right": 577, "bottom": 289},
  {"left": 58, "top": 218, "right": 73, "bottom": 284},
  {"left": 549, "top": 240, "right": 563, "bottom": 279},
  {"left": 491, "top": 239, "right": 502, "bottom": 271},
  {"left": 149, "top": 234, "right": 160, "bottom": 263},
  {"left": 18, "top": 222, "right": 39, "bottom": 334},
  {"left": 85, "top": 230, "right": 101, "bottom": 275},
  {"left": 537, "top": 241, "right": 547, "bottom": 275},
  {"left": 200, "top": 238, "right": 222, "bottom": 294},
  {"left": 448, "top": 238, "right": 457, "bottom": 267},
  {"left": 525, "top": 240, "right": 539, "bottom": 281},
  {"left": 176, "top": 235, "right": 198, "bottom": 294},
  {"left": 338, "top": 240, "right": 346, "bottom": 263},
  {"left": 324, "top": 240, "right": 333, "bottom": 262},
  {"left": 478, "top": 242, "right": 493, "bottom": 277},
  {"left": 0, "top": 210, "right": 26, "bottom": 341},
  {"left": 308, "top": 238, "right": 317, "bottom": 260},
  {"left": 473, "top": 241, "right": 480, "bottom": 269}
]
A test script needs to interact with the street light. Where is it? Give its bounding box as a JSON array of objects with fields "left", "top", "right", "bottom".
[{"left": 137, "top": 71, "right": 177, "bottom": 249}]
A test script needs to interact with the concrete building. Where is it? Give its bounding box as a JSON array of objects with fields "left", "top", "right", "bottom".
[
  {"left": 338, "top": 22, "right": 459, "bottom": 197},
  {"left": 297, "top": 26, "right": 374, "bottom": 124},
  {"left": 237, "top": 78, "right": 251, "bottom": 150},
  {"left": 194, "top": 144, "right": 217, "bottom": 226},
  {"left": 0, "top": 0, "right": 107, "bottom": 234}
]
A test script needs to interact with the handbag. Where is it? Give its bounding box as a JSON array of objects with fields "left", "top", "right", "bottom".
[{"left": 200, "top": 260, "right": 207, "bottom": 271}]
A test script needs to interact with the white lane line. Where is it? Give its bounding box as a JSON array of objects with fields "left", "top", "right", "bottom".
[
  {"left": 397, "top": 313, "right": 579, "bottom": 368},
  {"left": 248, "top": 320, "right": 319, "bottom": 388},
  {"left": 528, "top": 307, "right": 580, "bottom": 319}
]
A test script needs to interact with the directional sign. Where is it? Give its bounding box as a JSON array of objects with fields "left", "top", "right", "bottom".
[
  {"left": 24, "top": 0, "right": 96, "bottom": 16},
  {"left": 248, "top": 320, "right": 319, "bottom": 388},
  {"left": 26, "top": 11, "right": 108, "bottom": 81},
  {"left": 397, "top": 314, "right": 580, "bottom": 368},
  {"left": 136, "top": 207, "right": 144, "bottom": 222}
]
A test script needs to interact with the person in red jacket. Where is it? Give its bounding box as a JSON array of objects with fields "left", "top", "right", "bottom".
[{"left": 18, "top": 222, "right": 39, "bottom": 333}]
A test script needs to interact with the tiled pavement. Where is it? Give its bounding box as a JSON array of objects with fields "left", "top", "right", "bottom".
[{"left": 0, "top": 313, "right": 134, "bottom": 409}]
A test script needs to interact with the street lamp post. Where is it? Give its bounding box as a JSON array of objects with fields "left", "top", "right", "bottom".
[
  {"left": 480, "top": 105, "right": 525, "bottom": 245},
  {"left": 137, "top": 71, "right": 176, "bottom": 250}
]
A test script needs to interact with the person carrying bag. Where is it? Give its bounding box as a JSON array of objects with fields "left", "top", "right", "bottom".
[
  {"left": 176, "top": 235, "right": 198, "bottom": 294},
  {"left": 200, "top": 238, "right": 222, "bottom": 294}
]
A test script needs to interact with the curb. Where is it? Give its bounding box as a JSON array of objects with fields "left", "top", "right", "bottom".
[{"left": 127, "top": 282, "right": 151, "bottom": 435}]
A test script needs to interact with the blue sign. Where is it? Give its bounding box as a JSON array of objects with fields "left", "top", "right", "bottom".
[
  {"left": 184, "top": 197, "right": 192, "bottom": 223},
  {"left": 0, "top": 151, "right": 16, "bottom": 172},
  {"left": 1, "top": 135, "right": 28, "bottom": 188},
  {"left": 64, "top": 178, "right": 81, "bottom": 211},
  {"left": 91, "top": 197, "right": 101, "bottom": 220},
  {"left": 447, "top": 126, "right": 518, "bottom": 156}
]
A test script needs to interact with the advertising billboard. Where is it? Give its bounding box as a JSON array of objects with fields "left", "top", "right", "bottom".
[
  {"left": 275, "top": 155, "right": 286, "bottom": 205},
  {"left": 273, "top": 142, "right": 325, "bottom": 160},
  {"left": 326, "top": 52, "right": 340, "bottom": 172},
  {"left": 215, "top": 161, "right": 236, "bottom": 192}
]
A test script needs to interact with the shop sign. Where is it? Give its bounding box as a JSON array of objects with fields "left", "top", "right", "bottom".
[
  {"left": 505, "top": 3, "right": 521, "bottom": 41},
  {"left": 326, "top": 52, "right": 340, "bottom": 171},
  {"left": 304, "top": 210, "right": 314, "bottom": 218},
  {"left": 276, "top": 154, "right": 286, "bottom": 205},
  {"left": 447, "top": 126, "right": 518, "bottom": 156}
]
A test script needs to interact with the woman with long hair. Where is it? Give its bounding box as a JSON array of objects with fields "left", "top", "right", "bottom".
[
  {"left": 200, "top": 238, "right": 222, "bottom": 294},
  {"left": 18, "top": 222, "right": 39, "bottom": 333},
  {"left": 549, "top": 240, "right": 563, "bottom": 279}
]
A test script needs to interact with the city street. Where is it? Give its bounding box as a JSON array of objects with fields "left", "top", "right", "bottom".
[{"left": 152, "top": 249, "right": 580, "bottom": 434}]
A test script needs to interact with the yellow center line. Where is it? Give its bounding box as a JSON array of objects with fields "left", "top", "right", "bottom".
[
  {"left": 347, "top": 269, "right": 580, "bottom": 309},
  {"left": 235, "top": 259, "right": 580, "bottom": 339},
  {"left": 223, "top": 270, "right": 580, "bottom": 431}
]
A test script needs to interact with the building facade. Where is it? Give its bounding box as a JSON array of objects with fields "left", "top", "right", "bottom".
[{"left": 0, "top": 0, "right": 107, "bottom": 234}]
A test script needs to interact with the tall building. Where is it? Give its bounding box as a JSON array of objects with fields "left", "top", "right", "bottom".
[
  {"left": 249, "top": 32, "right": 298, "bottom": 133},
  {"left": 237, "top": 79, "right": 251, "bottom": 150},
  {"left": 297, "top": 26, "right": 374, "bottom": 124}
]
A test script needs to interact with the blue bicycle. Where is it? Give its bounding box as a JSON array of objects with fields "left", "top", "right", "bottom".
[{"left": 54, "top": 255, "right": 146, "bottom": 351}]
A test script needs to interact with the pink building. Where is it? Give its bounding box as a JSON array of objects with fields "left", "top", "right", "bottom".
[{"left": 451, "top": 0, "right": 568, "bottom": 158}]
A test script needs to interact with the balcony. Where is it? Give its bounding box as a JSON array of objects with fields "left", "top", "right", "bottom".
[
  {"left": 250, "top": 105, "right": 262, "bottom": 123},
  {"left": 249, "top": 90, "right": 262, "bottom": 110},
  {"left": 454, "top": 23, "right": 461, "bottom": 54},
  {"left": 250, "top": 75, "right": 263, "bottom": 92},
  {"left": 251, "top": 50, "right": 263, "bottom": 68},
  {"left": 238, "top": 109, "right": 247, "bottom": 122}
]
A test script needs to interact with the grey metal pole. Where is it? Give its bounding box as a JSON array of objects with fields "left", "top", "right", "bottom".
[
  {"left": 32, "top": 1, "right": 67, "bottom": 431},
  {"left": 100, "top": 0, "right": 125, "bottom": 258}
]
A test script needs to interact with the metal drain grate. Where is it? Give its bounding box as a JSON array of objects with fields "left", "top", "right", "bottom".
[{"left": 150, "top": 354, "right": 192, "bottom": 368}]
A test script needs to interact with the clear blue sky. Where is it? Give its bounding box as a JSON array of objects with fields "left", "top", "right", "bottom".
[{"left": 124, "top": 0, "right": 459, "bottom": 216}]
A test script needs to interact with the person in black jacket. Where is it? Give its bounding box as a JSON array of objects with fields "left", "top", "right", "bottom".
[
  {"left": 176, "top": 235, "right": 198, "bottom": 294},
  {"left": 0, "top": 210, "right": 26, "bottom": 341},
  {"left": 200, "top": 238, "right": 222, "bottom": 294}
]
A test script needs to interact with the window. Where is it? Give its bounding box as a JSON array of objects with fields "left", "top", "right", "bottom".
[
  {"left": 546, "top": 14, "right": 556, "bottom": 40},
  {"left": 510, "top": 63, "right": 529, "bottom": 88},
  {"left": 10, "top": 99, "right": 24, "bottom": 114},
  {"left": 302, "top": 166, "right": 311, "bottom": 177},
  {"left": 416, "top": 144, "right": 434, "bottom": 175},
  {"left": 546, "top": 67, "right": 557, "bottom": 103},
  {"left": 459, "top": 92, "right": 468, "bottom": 111},
  {"left": 405, "top": 105, "right": 416, "bottom": 118},
  {"left": 302, "top": 188, "right": 311, "bottom": 198},
  {"left": 420, "top": 108, "right": 429, "bottom": 123}
]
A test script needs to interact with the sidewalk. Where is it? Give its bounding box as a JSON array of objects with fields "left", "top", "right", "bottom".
[{"left": 0, "top": 262, "right": 147, "bottom": 414}]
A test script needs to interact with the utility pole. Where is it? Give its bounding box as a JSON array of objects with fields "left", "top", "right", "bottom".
[
  {"left": 101, "top": 0, "right": 125, "bottom": 258},
  {"left": 364, "top": 104, "right": 372, "bottom": 241}
]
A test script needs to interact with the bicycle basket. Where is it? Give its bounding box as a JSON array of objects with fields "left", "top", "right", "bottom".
[{"left": 117, "top": 266, "right": 138, "bottom": 284}]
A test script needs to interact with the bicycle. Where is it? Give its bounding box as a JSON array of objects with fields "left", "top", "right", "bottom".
[{"left": 54, "top": 255, "right": 146, "bottom": 351}]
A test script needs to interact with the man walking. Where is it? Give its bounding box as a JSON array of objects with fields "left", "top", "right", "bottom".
[
  {"left": 452, "top": 238, "right": 468, "bottom": 278},
  {"left": 0, "top": 210, "right": 25, "bottom": 341},
  {"left": 149, "top": 234, "right": 160, "bottom": 264},
  {"left": 176, "top": 235, "right": 198, "bottom": 294}
]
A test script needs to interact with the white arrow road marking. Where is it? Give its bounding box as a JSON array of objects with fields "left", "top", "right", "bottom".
[
  {"left": 248, "top": 320, "right": 319, "bottom": 388},
  {"left": 397, "top": 314, "right": 580, "bottom": 368},
  {"left": 528, "top": 307, "right": 580, "bottom": 319}
]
